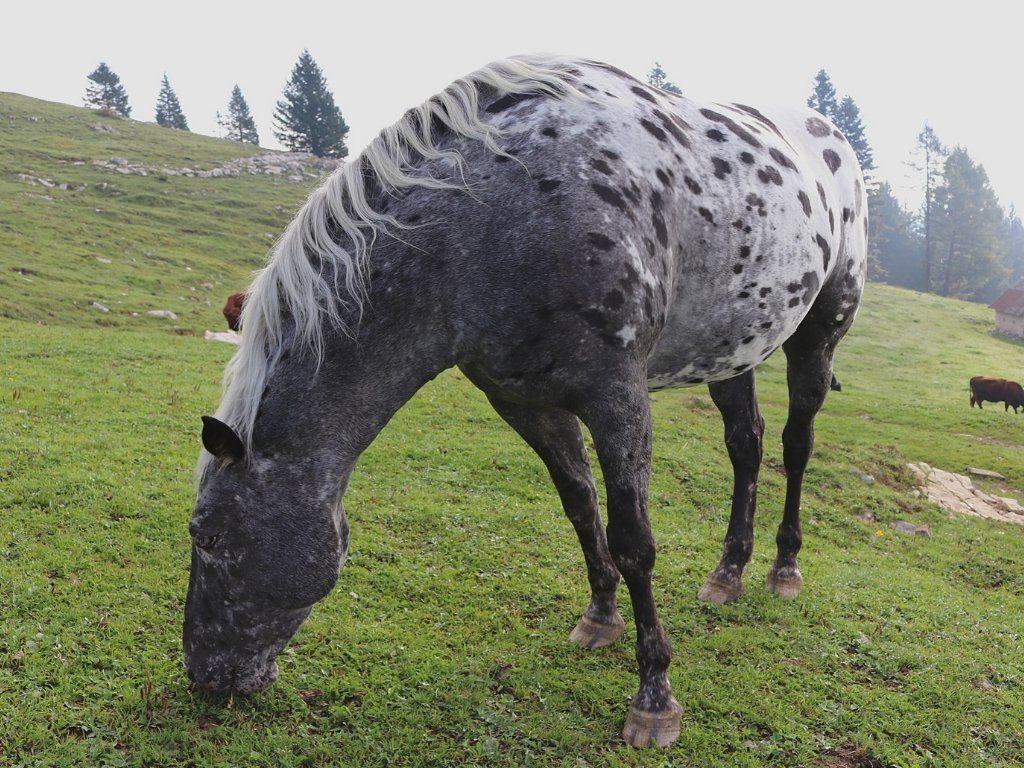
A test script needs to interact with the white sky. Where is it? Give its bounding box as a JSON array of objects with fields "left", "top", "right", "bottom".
[{"left": 5, "top": 1, "right": 1022, "bottom": 212}]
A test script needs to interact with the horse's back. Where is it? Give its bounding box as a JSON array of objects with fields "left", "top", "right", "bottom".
[{"left": 414, "top": 58, "right": 867, "bottom": 397}]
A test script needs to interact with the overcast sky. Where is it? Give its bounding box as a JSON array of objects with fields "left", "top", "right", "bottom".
[{"left": 6, "top": 1, "right": 1021, "bottom": 212}]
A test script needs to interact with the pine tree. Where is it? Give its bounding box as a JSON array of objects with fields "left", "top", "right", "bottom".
[
  {"left": 806, "top": 69, "right": 839, "bottom": 120},
  {"left": 155, "top": 75, "right": 189, "bottom": 130},
  {"left": 218, "top": 85, "right": 259, "bottom": 145},
  {"left": 931, "top": 147, "right": 1006, "bottom": 299},
  {"left": 273, "top": 51, "right": 349, "bottom": 158},
  {"left": 1000, "top": 206, "right": 1024, "bottom": 286},
  {"left": 647, "top": 62, "right": 682, "bottom": 95},
  {"left": 914, "top": 124, "right": 947, "bottom": 292},
  {"left": 867, "top": 183, "right": 924, "bottom": 288},
  {"left": 85, "top": 62, "right": 131, "bottom": 117},
  {"left": 833, "top": 96, "right": 875, "bottom": 179}
]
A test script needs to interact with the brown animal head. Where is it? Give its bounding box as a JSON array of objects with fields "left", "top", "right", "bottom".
[{"left": 222, "top": 292, "right": 248, "bottom": 332}]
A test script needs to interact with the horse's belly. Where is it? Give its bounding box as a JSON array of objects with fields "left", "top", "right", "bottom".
[{"left": 645, "top": 266, "right": 819, "bottom": 390}]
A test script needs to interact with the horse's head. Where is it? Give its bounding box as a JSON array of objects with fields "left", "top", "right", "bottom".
[{"left": 183, "top": 416, "right": 349, "bottom": 694}]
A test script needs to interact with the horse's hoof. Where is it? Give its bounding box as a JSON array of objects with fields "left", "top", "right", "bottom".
[
  {"left": 766, "top": 565, "right": 803, "bottom": 598},
  {"left": 697, "top": 575, "right": 743, "bottom": 604},
  {"left": 569, "top": 613, "right": 625, "bottom": 649},
  {"left": 622, "top": 700, "right": 682, "bottom": 748}
]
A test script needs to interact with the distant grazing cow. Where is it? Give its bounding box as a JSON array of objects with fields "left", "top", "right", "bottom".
[
  {"left": 970, "top": 376, "right": 1024, "bottom": 413},
  {"left": 222, "top": 291, "right": 248, "bottom": 331}
]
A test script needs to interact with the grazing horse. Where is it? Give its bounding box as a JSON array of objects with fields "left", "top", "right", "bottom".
[{"left": 185, "top": 55, "right": 867, "bottom": 748}]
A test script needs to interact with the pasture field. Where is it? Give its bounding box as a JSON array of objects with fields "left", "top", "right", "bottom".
[{"left": 3, "top": 93, "right": 1024, "bottom": 767}]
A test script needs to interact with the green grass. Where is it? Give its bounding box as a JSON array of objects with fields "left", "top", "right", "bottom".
[{"left": 2, "top": 94, "right": 1024, "bottom": 767}]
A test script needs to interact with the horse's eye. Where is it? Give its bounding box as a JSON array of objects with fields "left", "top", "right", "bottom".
[{"left": 194, "top": 534, "right": 220, "bottom": 551}]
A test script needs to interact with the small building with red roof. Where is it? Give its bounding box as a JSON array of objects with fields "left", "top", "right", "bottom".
[{"left": 991, "top": 281, "right": 1024, "bottom": 339}]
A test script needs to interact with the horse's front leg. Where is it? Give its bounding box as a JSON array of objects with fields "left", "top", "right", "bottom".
[
  {"left": 580, "top": 380, "right": 680, "bottom": 748},
  {"left": 699, "top": 371, "right": 764, "bottom": 604},
  {"left": 483, "top": 394, "right": 625, "bottom": 648}
]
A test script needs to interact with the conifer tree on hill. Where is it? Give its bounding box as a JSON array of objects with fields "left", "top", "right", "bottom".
[
  {"left": 85, "top": 62, "right": 131, "bottom": 117},
  {"left": 833, "top": 95, "right": 874, "bottom": 181},
  {"left": 273, "top": 50, "right": 349, "bottom": 158},
  {"left": 806, "top": 69, "right": 839, "bottom": 121},
  {"left": 155, "top": 75, "right": 189, "bottom": 130},
  {"left": 218, "top": 85, "right": 259, "bottom": 145},
  {"left": 647, "top": 62, "right": 682, "bottom": 95}
]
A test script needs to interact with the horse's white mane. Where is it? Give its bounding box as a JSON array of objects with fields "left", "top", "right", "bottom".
[{"left": 202, "top": 54, "right": 582, "bottom": 469}]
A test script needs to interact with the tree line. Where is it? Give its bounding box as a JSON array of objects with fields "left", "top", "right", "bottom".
[
  {"left": 647, "top": 63, "right": 1023, "bottom": 303},
  {"left": 84, "top": 51, "right": 349, "bottom": 158}
]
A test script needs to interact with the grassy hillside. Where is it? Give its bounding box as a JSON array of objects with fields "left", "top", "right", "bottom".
[
  {"left": 2, "top": 94, "right": 1024, "bottom": 766},
  {"left": 0, "top": 92, "right": 324, "bottom": 330}
]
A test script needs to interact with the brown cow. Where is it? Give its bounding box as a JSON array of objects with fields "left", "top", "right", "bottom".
[
  {"left": 970, "top": 376, "right": 1024, "bottom": 413},
  {"left": 222, "top": 291, "right": 248, "bottom": 332}
]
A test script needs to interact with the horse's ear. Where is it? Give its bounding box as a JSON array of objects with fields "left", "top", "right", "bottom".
[{"left": 201, "top": 416, "right": 245, "bottom": 464}]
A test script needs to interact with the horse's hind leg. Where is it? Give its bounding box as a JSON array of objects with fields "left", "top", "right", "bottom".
[
  {"left": 485, "top": 396, "right": 625, "bottom": 649},
  {"left": 698, "top": 371, "right": 764, "bottom": 604},
  {"left": 767, "top": 332, "right": 838, "bottom": 598},
  {"left": 577, "top": 380, "right": 680, "bottom": 748}
]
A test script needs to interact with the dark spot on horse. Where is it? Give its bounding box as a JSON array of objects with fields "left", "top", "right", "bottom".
[
  {"left": 768, "top": 147, "right": 796, "bottom": 170},
  {"left": 640, "top": 118, "right": 667, "bottom": 142},
  {"left": 801, "top": 270, "right": 820, "bottom": 305},
  {"left": 828, "top": 209, "right": 835, "bottom": 233},
  {"left": 541, "top": 127, "right": 558, "bottom": 138},
  {"left": 815, "top": 234, "right": 831, "bottom": 268},
  {"left": 644, "top": 237, "right": 656, "bottom": 256},
  {"left": 601, "top": 149, "right": 620, "bottom": 160},
  {"left": 604, "top": 290, "right": 625, "bottom": 309},
  {"left": 652, "top": 210, "right": 668, "bottom": 247},
  {"left": 738, "top": 291, "right": 750, "bottom": 298},
  {"left": 621, "top": 183, "right": 640, "bottom": 204},
  {"left": 833, "top": 130, "right": 846, "bottom": 142},
  {"left": 757, "top": 166, "right": 783, "bottom": 185},
  {"left": 590, "top": 158, "right": 613, "bottom": 175},
  {"left": 653, "top": 109, "right": 691, "bottom": 148},
  {"left": 732, "top": 219, "right": 745, "bottom": 230},
  {"left": 822, "top": 149, "right": 842, "bottom": 174},
  {"left": 760, "top": 321, "right": 773, "bottom": 329},
  {"left": 591, "top": 183, "right": 627, "bottom": 211},
  {"left": 759, "top": 287, "right": 771, "bottom": 298},
  {"left": 486, "top": 92, "right": 539, "bottom": 114},
  {"left": 700, "top": 108, "right": 762, "bottom": 147},
  {"left": 712, "top": 157, "right": 732, "bottom": 179},
  {"left": 739, "top": 245, "right": 751, "bottom": 259},
  {"left": 698, "top": 207, "right": 716, "bottom": 225},
  {"left": 685, "top": 176, "right": 702, "bottom": 195},
  {"left": 538, "top": 178, "right": 561, "bottom": 193},
  {"left": 740, "top": 151, "right": 755, "bottom": 165},
  {"left": 580, "top": 307, "right": 607, "bottom": 329},
  {"left": 742, "top": 335, "right": 755, "bottom": 344},
  {"left": 842, "top": 207, "right": 852, "bottom": 222},
  {"left": 706, "top": 129, "right": 727, "bottom": 142},
  {"left": 631, "top": 85, "right": 658, "bottom": 103},
  {"left": 655, "top": 168, "right": 670, "bottom": 186},
  {"left": 650, "top": 190, "right": 663, "bottom": 210},
  {"left": 787, "top": 281, "right": 802, "bottom": 293},
  {"left": 587, "top": 232, "right": 615, "bottom": 251},
  {"left": 732, "top": 104, "right": 785, "bottom": 138},
  {"left": 806, "top": 116, "right": 831, "bottom": 137},
  {"left": 817, "top": 181, "right": 827, "bottom": 210},
  {"left": 732, "top": 264, "right": 743, "bottom": 274},
  {"left": 788, "top": 296, "right": 801, "bottom": 308},
  {"left": 644, "top": 296, "right": 653, "bottom": 319},
  {"left": 797, "top": 190, "right": 812, "bottom": 217}
]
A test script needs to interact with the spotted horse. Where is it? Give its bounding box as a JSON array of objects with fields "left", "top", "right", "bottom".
[{"left": 185, "top": 54, "right": 867, "bottom": 748}]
